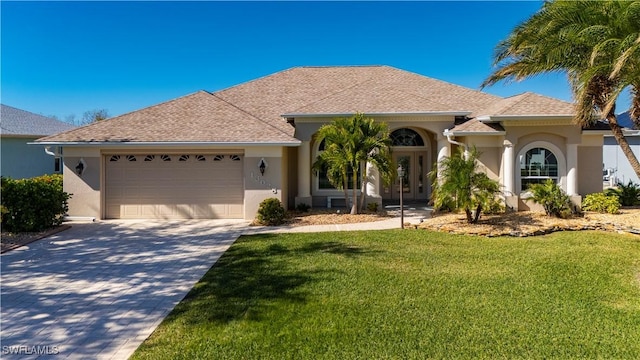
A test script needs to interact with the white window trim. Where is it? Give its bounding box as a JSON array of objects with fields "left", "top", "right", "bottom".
[{"left": 516, "top": 141, "right": 567, "bottom": 196}]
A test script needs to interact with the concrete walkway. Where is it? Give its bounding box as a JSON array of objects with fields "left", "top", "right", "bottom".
[{"left": 0, "top": 206, "right": 431, "bottom": 359}]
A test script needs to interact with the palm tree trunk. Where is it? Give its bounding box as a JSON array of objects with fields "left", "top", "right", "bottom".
[
  {"left": 351, "top": 173, "right": 358, "bottom": 215},
  {"left": 465, "top": 208, "right": 473, "bottom": 223},
  {"left": 358, "top": 162, "right": 368, "bottom": 213},
  {"left": 342, "top": 174, "right": 350, "bottom": 213},
  {"left": 472, "top": 204, "right": 483, "bottom": 224},
  {"left": 607, "top": 114, "right": 640, "bottom": 179}
]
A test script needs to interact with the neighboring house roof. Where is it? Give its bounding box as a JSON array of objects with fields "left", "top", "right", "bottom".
[
  {"left": 37, "top": 91, "right": 299, "bottom": 144},
  {"left": 36, "top": 66, "right": 578, "bottom": 144},
  {"left": 1, "top": 104, "right": 75, "bottom": 136},
  {"left": 473, "top": 92, "right": 575, "bottom": 120},
  {"left": 617, "top": 111, "right": 635, "bottom": 129}
]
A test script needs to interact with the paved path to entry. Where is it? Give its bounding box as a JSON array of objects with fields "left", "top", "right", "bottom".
[{"left": 1, "top": 220, "right": 248, "bottom": 360}]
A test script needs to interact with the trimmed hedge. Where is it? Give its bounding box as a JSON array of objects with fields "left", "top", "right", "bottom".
[{"left": 1, "top": 174, "right": 71, "bottom": 232}]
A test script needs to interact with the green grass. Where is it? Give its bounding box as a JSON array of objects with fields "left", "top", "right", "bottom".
[{"left": 132, "top": 230, "right": 640, "bottom": 359}]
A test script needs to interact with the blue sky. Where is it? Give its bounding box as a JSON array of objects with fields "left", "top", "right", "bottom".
[{"left": 1, "top": 1, "right": 630, "bottom": 122}]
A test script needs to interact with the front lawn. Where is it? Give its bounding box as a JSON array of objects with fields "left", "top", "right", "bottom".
[{"left": 132, "top": 230, "right": 640, "bottom": 359}]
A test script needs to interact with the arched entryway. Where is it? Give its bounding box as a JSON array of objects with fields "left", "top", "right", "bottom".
[{"left": 382, "top": 128, "right": 430, "bottom": 201}]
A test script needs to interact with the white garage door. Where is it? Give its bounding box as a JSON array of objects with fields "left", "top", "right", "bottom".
[{"left": 105, "top": 153, "right": 243, "bottom": 219}]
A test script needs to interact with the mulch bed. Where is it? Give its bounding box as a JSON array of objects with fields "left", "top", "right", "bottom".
[
  {"left": 418, "top": 209, "right": 640, "bottom": 237},
  {"left": 1, "top": 225, "right": 71, "bottom": 254}
]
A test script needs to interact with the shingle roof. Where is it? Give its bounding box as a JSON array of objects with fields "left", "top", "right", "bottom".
[
  {"left": 472, "top": 92, "right": 575, "bottom": 118},
  {"left": 217, "top": 66, "right": 501, "bottom": 124},
  {"left": 37, "top": 91, "right": 299, "bottom": 143},
  {"left": 449, "top": 119, "right": 505, "bottom": 134},
  {"left": 1, "top": 104, "right": 75, "bottom": 136},
  {"left": 37, "top": 66, "right": 576, "bottom": 144}
]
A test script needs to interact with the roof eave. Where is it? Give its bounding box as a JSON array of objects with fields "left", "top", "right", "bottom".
[
  {"left": 30, "top": 141, "right": 302, "bottom": 147},
  {"left": 444, "top": 131, "right": 506, "bottom": 136},
  {"left": 477, "top": 114, "right": 574, "bottom": 122},
  {"left": 282, "top": 111, "right": 472, "bottom": 118}
]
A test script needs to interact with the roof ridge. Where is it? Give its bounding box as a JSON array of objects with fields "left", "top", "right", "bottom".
[
  {"left": 213, "top": 67, "right": 302, "bottom": 95},
  {"left": 103, "top": 90, "right": 213, "bottom": 123},
  {"left": 209, "top": 93, "right": 297, "bottom": 141},
  {"left": 35, "top": 91, "right": 213, "bottom": 142}
]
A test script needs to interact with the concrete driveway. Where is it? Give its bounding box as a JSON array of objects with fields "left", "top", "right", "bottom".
[{"left": 1, "top": 219, "right": 248, "bottom": 360}]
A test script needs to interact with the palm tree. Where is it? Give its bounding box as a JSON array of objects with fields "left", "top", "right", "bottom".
[
  {"left": 312, "top": 113, "right": 393, "bottom": 214},
  {"left": 430, "top": 147, "right": 500, "bottom": 224},
  {"left": 482, "top": 0, "right": 640, "bottom": 179}
]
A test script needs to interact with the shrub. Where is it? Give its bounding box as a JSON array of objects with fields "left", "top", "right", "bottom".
[
  {"left": 366, "top": 202, "right": 379, "bottom": 212},
  {"left": 527, "top": 179, "right": 573, "bottom": 218},
  {"left": 295, "top": 203, "right": 311, "bottom": 212},
  {"left": 1, "top": 174, "right": 71, "bottom": 232},
  {"left": 256, "top": 198, "right": 286, "bottom": 226},
  {"left": 482, "top": 196, "right": 505, "bottom": 215},
  {"left": 606, "top": 181, "right": 640, "bottom": 206},
  {"left": 582, "top": 192, "right": 620, "bottom": 214}
]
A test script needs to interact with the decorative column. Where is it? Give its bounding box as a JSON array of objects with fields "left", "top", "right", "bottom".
[
  {"left": 295, "top": 140, "right": 312, "bottom": 206},
  {"left": 436, "top": 135, "right": 451, "bottom": 180},
  {"left": 503, "top": 140, "right": 515, "bottom": 196},
  {"left": 502, "top": 139, "right": 518, "bottom": 211},
  {"left": 566, "top": 143, "right": 578, "bottom": 196},
  {"left": 366, "top": 162, "right": 380, "bottom": 198}
]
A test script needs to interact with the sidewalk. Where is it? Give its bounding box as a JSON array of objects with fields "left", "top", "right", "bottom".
[{"left": 244, "top": 205, "right": 432, "bottom": 234}]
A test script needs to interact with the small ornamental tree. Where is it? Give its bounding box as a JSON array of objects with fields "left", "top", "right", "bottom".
[
  {"left": 430, "top": 147, "right": 501, "bottom": 224},
  {"left": 312, "top": 113, "right": 392, "bottom": 214}
]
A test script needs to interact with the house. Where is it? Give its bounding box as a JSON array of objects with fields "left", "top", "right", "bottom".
[
  {"left": 1, "top": 104, "right": 75, "bottom": 179},
  {"left": 603, "top": 111, "right": 640, "bottom": 185},
  {"left": 35, "top": 66, "right": 606, "bottom": 220}
]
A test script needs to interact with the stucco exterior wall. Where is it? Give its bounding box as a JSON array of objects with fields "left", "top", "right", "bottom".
[
  {"left": 1, "top": 137, "right": 59, "bottom": 179},
  {"left": 579, "top": 146, "right": 605, "bottom": 195},
  {"left": 63, "top": 147, "right": 101, "bottom": 218},
  {"left": 244, "top": 147, "right": 284, "bottom": 220}
]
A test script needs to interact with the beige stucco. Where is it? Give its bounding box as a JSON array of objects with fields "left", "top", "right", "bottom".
[
  {"left": 58, "top": 114, "right": 607, "bottom": 220},
  {"left": 63, "top": 147, "right": 101, "bottom": 219}
]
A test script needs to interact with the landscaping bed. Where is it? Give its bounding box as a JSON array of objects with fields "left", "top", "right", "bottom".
[{"left": 419, "top": 208, "right": 640, "bottom": 237}]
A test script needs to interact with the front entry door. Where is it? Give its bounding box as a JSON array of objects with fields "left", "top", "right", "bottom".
[{"left": 387, "top": 151, "right": 429, "bottom": 201}]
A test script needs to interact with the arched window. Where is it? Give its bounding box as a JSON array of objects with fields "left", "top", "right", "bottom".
[
  {"left": 520, "top": 147, "right": 558, "bottom": 190},
  {"left": 391, "top": 128, "right": 424, "bottom": 146}
]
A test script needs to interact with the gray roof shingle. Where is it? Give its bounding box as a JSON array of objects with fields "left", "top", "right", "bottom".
[{"left": 1, "top": 104, "right": 75, "bottom": 136}]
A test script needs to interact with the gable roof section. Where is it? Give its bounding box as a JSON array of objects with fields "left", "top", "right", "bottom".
[
  {"left": 447, "top": 119, "right": 505, "bottom": 135},
  {"left": 1, "top": 104, "right": 75, "bottom": 136},
  {"left": 473, "top": 92, "right": 575, "bottom": 120},
  {"left": 36, "top": 91, "right": 299, "bottom": 144}
]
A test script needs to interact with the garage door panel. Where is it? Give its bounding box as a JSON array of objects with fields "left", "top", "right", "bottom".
[{"left": 105, "top": 154, "right": 244, "bottom": 219}]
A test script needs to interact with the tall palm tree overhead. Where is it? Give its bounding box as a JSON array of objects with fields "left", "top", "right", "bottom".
[
  {"left": 482, "top": 0, "right": 640, "bottom": 179},
  {"left": 313, "top": 113, "right": 392, "bottom": 214}
]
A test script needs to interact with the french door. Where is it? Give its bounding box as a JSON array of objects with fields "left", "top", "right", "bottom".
[{"left": 386, "top": 151, "right": 429, "bottom": 200}]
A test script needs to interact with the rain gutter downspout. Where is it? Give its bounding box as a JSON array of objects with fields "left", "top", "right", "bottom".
[
  {"left": 443, "top": 129, "right": 469, "bottom": 159},
  {"left": 44, "top": 146, "right": 58, "bottom": 157}
]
